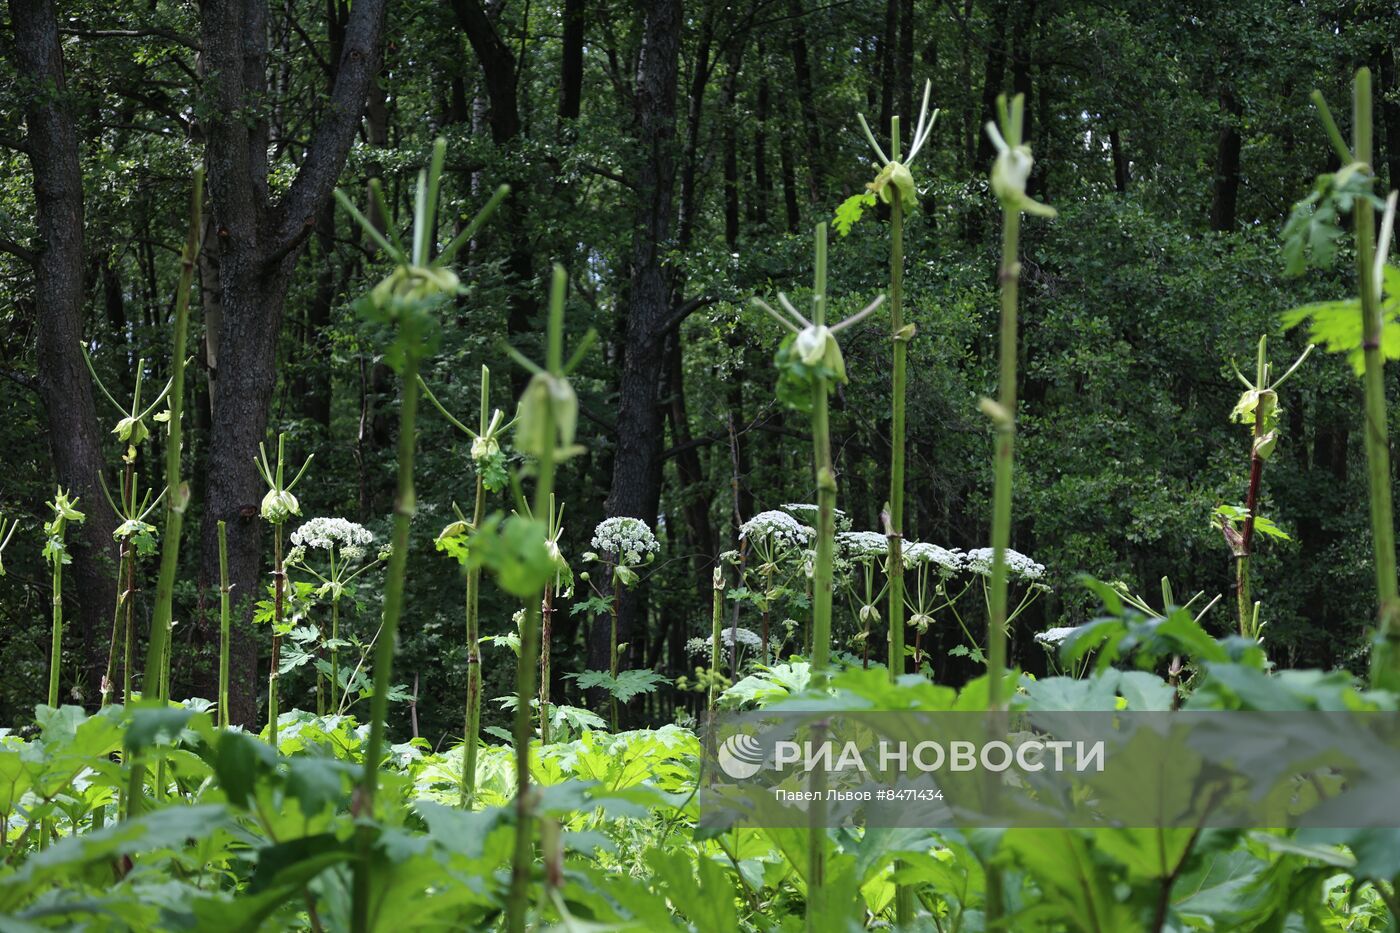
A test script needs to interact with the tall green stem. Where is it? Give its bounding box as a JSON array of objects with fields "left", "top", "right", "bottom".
[
  {"left": 986, "top": 208, "right": 1021, "bottom": 709},
  {"left": 351, "top": 360, "right": 420, "bottom": 931},
  {"left": 886, "top": 116, "right": 908, "bottom": 680},
  {"left": 268, "top": 528, "right": 284, "bottom": 745},
  {"left": 609, "top": 574, "right": 620, "bottom": 730},
  {"left": 143, "top": 167, "right": 203, "bottom": 701},
  {"left": 505, "top": 265, "right": 567, "bottom": 933},
  {"left": 218, "top": 520, "right": 230, "bottom": 728},
  {"left": 48, "top": 557, "right": 62, "bottom": 707},
  {"left": 1351, "top": 69, "right": 1400, "bottom": 688},
  {"left": 461, "top": 470, "right": 485, "bottom": 807},
  {"left": 806, "top": 224, "right": 835, "bottom": 932}
]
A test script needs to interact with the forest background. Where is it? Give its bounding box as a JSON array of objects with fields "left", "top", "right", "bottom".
[{"left": 2, "top": 0, "right": 1397, "bottom": 743}]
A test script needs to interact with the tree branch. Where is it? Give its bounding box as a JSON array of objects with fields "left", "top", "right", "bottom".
[
  {"left": 57, "top": 26, "right": 199, "bottom": 50},
  {"left": 0, "top": 234, "right": 36, "bottom": 265},
  {"left": 652, "top": 295, "right": 719, "bottom": 338},
  {"left": 270, "top": 0, "right": 388, "bottom": 259}
]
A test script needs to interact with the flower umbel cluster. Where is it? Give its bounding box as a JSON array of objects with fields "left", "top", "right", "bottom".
[
  {"left": 903, "top": 542, "right": 963, "bottom": 575},
  {"left": 781, "top": 503, "right": 853, "bottom": 532},
  {"left": 590, "top": 517, "right": 660, "bottom": 566},
  {"left": 963, "top": 547, "right": 1046, "bottom": 582},
  {"left": 740, "top": 510, "right": 815, "bottom": 549},
  {"left": 837, "top": 531, "right": 889, "bottom": 561},
  {"left": 291, "top": 517, "right": 374, "bottom": 555}
]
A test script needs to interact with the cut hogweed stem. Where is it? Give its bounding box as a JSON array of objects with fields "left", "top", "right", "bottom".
[
  {"left": 981, "top": 92, "right": 1054, "bottom": 927},
  {"left": 504, "top": 265, "right": 585, "bottom": 933},
  {"left": 757, "top": 222, "right": 881, "bottom": 933},
  {"left": 855, "top": 85, "right": 938, "bottom": 690},
  {"left": 420, "top": 364, "right": 508, "bottom": 806},
  {"left": 254, "top": 432, "right": 312, "bottom": 747},
  {"left": 335, "top": 138, "right": 507, "bottom": 933},
  {"left": 143, "top": 166, "right": 203, "bottom": 707}
]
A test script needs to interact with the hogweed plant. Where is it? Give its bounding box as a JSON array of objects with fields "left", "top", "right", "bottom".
[
  {"left": 536, "top": 495, "right": 571, "bottom": 745},
  {"left": 901, "top": 541, "right": 966, "bottom": 667},
  {"left": 97, "top": 469, "right": 163, "bottom": 707},
  {"left": 333, "top": 138, "right": 508, "bottom": 932},
  {"left": 142, "top": 168, "right": 203, "bottom": 709},
  {"left": 424, "top": 363, "right": 512, "bottom": 804},
  {"left": 1284, "top": 68, "right": 1400, "bottom": 687},
  {"left": 285, "top": 517, "right": 386, "bottom": 714},
  {"left": 755, "top": 221, "right": 882, "bottom": 930},
  {"left": 253, "top": 433, "right": 312, "bottom": 745},
  {"left": 1214, "top": 335, "right": 1310, "bottom": 639},
  {"left": 581, "top": 515, "right": 659, "bottom": 729},
  {"left": 41, "top": 488, "right": 84, "bottom": 707},
  {"left": 737, "top": 509, "right": 814, "bottom": 662},
  {"left": 836, "top": 531, "right": 888, "bottom": 666},
  {"left": 980, "top": 92, "right": 1054, "bottom": 927},
  {"left": 471, "top": 265, "right": 590, "bottom": 932},
  {"left": 85, "top": 350, "right": 175, "bottom": 705},
  {"left": 854, "top": 82, "right": 938, "bottom": 693}
]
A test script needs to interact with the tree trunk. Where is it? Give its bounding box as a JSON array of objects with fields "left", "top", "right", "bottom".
[
  {"left": 1377, "top": 46, "right": 1400, "bottom": 192},
  {"left": 9, "top": 0, "right": 120, "bottom": 704},
  {"left": 196, "top": 0, "right": 387, "bottom": 725},
  {"left": 1209, "top": 87, "right": 1242, "bottom": 231},
  {"left": 560, "top": 0, "right": 586, "bottom": 122},
  {"left": 597, "top": 0, "right": 683, "bottom": 700},
  {"left": 1109, "top": 127, "right": 1130, "bottom": 193},
  {"left": 784, "top": 0, "right": 824, "bottom": 201}
]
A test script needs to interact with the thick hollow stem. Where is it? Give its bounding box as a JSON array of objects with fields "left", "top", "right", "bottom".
[
  {"left": 461, "top": 476, "right": 485, "bottom": 807},
  {"left": 268, "top": 529, "right": 284, "bottom": 746},
  {"left": 1352, "top": 69, "right": 1400, "bottom": 688},
  {"left": 539, "top": 584, "right": 554, "bottom": 746},
  {"left": 218, "top": 520, "right": 230, "bottom": 728},
  {"left": 352, "top": 360, "right": 421, "bottom": 933},
  {"left": 887, "top": 116, "right": 908, "bottom": 682},
  {"left": 48, "top": 558, "right": 62, "bottom": 707},
  {"left": 143, "top": 168, "right": 202, "bottom": 701},
  {"left": 986, "top": 206, "right": 1021, "bottom": 711}
]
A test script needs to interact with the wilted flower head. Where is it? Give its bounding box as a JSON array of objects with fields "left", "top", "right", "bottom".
[
  {"left": 591, "top": 516, "right": 660, "bottom": 566},
  {"left": 291, "top": 517, "right": 374, "bottom": 552},
  {"left": 740, "top": 510, "right": 815, "bottom": 549},
  {"left": 902, "top": 541, "right": 963, "bottom": 575},
  {"left": 963, "top": 546, "right": 1046, "bottom": 582},
  {"left": 837, "top": 530, "right": 889, "bottom": 561}
]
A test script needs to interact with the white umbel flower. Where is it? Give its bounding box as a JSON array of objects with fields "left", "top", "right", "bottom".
[
  {"left": 290, "top": 517, "right": 374, "bottom": 552},
  {"left": 902, "top": 542, "right": 963, "bottom": 575},
  {"left": 1034, "top": 626, "right": 1077, "bottom": 648},
  {"left": 720, "top": 626, "right": 762, "bottom": 648},
  {"left": 591, "top": 517, "right": 660, "bottom": 566},
  {"left": 781, "top": 503, "right": 853, "bottom": 532},
  {"left": 740, "top": 510, "right": 815, "bottom": 549},
  {"left": 963, "top": 547, "right": 1046, "bottom": 582},
  {"left": 837, "top": 530, "right": 889, "bottom": 560}
]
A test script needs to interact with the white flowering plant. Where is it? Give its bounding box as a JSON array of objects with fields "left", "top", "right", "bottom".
[
  {"left": 282, "top": 516, "right": 387, "bottom": 715},
  {"left": 584, "top": 516, "right": 659, "bottom": 586},
  {"left": 734, "top": 509, "right": 817, "bottom": 664}
]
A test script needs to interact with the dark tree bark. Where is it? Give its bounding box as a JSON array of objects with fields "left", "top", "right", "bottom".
[
  {"left": 597, "top": 0, "right": 683, "bottom": 692},
  {"left": 1109, "top": 127, "right": 1130, "bottom": 193},
  {"left": 451, "top": 0, "right": 537, "bottom": 396},
  {"left": 197, "top": 0, "right": 387, "bottom": 725},
  {"left": 560, "top": 0, "right": 586, "bottom": 121},
  {"left": 974, "top": 2, "right": 1009, "bottom": 169},
  {"left": 8, "top": 0, "right": 120, "bottom": 702},
  {"left": 753, "top": 47, "right": 771, "bottom": 230},
  {"left": 1209, "top": 86, "right": 1242, "bottom": 231},
  {"left": 784, "top": 0, "right": 824, "bottom": 201},
  {"left": 1377, "top": 46, "right": 1400, "bottom": 192}
]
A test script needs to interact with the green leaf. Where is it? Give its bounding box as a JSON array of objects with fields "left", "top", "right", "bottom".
[{"left": 832, "top": 192, "right": 876, "bottom": 236}]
